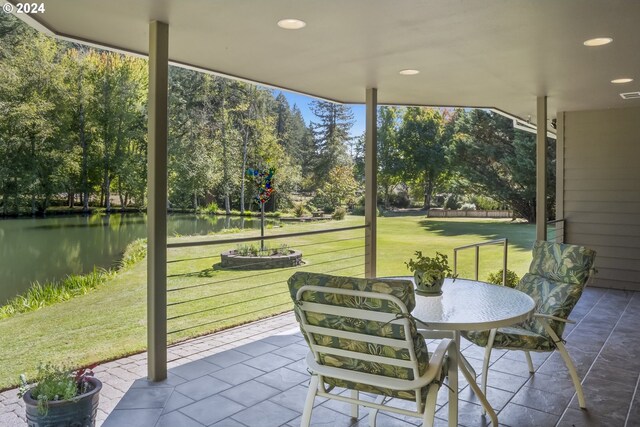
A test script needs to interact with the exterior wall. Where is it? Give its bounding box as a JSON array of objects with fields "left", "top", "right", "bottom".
[{"left": 562, "top": 106, "right": 640, "bottom": 290}]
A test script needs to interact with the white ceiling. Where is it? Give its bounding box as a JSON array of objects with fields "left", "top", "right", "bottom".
[{"left": 11, "top": 0, "right": 640, "bottom": 121}]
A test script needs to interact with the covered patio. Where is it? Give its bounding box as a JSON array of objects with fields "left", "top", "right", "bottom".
[
  {"left": 6, "top": 0, "right": 640, "bottom": 426},
  {"left": 2, "top": 286, "right": 638, "bottom": 426}
]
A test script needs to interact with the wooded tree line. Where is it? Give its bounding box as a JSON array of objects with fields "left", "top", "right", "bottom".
[
  {"left": 360, "top": 107, "right": 555, "bottom": 223},
  {"left": 0, "top": 15, "right": 357, "bottom": 216},
  {"left": 1, "top": 14, "right": 553, "bottom": 222}
]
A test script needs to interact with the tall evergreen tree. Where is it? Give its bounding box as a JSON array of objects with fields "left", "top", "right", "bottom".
[{"left": 309, "top": 100, "right": 354, "bottom": 185}]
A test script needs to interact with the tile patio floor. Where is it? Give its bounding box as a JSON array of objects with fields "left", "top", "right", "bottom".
[{"left": 2, "top": 287, "right": 639, "bottom": 426}]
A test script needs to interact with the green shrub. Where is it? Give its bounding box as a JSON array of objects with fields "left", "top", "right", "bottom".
[
  {"left": 235, "top": 243, "right": 289, "bottom": 257},
  {"left": 332, "top": 206, "right": 347, "bottom": 220},
  {"left": 200, "top": 202, "right": 220, "bottom": 214},
  {"left": 118, "top": 239, "right": 147, "bottom": 270},
  {"left": 486, "top": 269, "right": 520, "bottom": 288},
  {"left": 293, "top": 202, "right": 311, "bottom": 218}
]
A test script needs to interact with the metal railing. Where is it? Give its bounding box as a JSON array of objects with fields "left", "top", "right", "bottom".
[
  {"left": 164, "top": 224, "right": 368, "bottom": 347},
  {"left": 453, "top": 238, "right": 509, "bottom": 285},
  {"left": 547, "top": 219, "right": 565, "bottom": 243}
]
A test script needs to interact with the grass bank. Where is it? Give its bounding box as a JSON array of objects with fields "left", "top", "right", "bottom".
[
  {"left": 0, "top": 216, "right": 535, "bottom": 390},
  {"left": 0, "top": 239, "right": 147, "bottom": 320}
]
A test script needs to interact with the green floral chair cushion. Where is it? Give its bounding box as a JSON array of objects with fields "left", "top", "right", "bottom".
[
  {"left": 288, "top": 272, "right": 436, "bottom": 401},
  {"left": 463, "top": 241, "right": 596, "bottom": 351},
  {"left": 528, "top": 240, "right": 596, "bottom": 285}
]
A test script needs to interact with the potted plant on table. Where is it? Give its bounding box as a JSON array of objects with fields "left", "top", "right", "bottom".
[
  {"left": 405, "top": 251, "right": 456, "bottom": 295},
  {"left": 19, "top": 363, "right": 101, "bottom": 427}
]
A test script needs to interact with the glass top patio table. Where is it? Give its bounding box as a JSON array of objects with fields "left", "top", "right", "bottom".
[{"left": 402, "top": 277, "right": 536, "bottom": 331}]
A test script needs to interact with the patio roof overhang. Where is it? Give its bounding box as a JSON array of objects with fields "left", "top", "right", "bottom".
[{"left": 7, "top": 0, "right": 640, "bottom": 122}]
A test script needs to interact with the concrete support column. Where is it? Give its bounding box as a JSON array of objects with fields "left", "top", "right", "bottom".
[
  {"left": 536, "top": 96, "right": 547, "bottom": 241},
  {"left": 147, "top": 20, "right": 169, "bottom": 381},
  {"left": 364, "top": 88, "right": 377, "bottom": 278}
]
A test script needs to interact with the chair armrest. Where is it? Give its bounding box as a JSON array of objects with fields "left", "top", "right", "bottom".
[
  {"left": 426, "top": 338, "right": 456, "bottom": 372},
  {"left": 534, "top": 313, "right": 576, "bottom": 324}
]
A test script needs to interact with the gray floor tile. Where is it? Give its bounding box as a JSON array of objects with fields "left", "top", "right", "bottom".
[
  {"left": 557, "top": 407, "right": 624, "bottom": 427},
  {"left": 114, "top": 387, "right": 173, "bottom": 410},
  {"left": 286, "top": 405, "right": 355, "bottom": 427},
  {"left": 510, "top": 385, "right": 571, "bottom": 416},
  {"left": 131, "top": 372, "right": 187, "bottom": 388},
  {"left": 175, "top": 375, "right": 232, "bottom": 400},
  {"left": 235, "top": 341, "right": 280, "bottom": 357},
  {"left": 202, "top": 349, "right": 252, "bottom": 368},
  {"left": 437, "top": 401, "right": 488, "bottom": 427},
  {"left": 169, "top": 360, "right": 222, "bottom": 380},
  {"left": 267, "top": 384, "right": 326, "bottom": 413},
  {"left": 459, "top": 385, "right": 514, "bottom": 412},
  {"left": 262, "top": 334, "right": 303, "bottom": 347},
  {"left": 102, "top": 408, "right": 163, "bottom": 427},
  {"left": 231, "top": 400, "right": 299, "bottom": 427},
  {"left": 156, "top": 410, "right": 205, "bottom": 427},
  {"left": 244, "top": 352, "right": 293, "bottom": 372},
  {"left": 478, "top": 370, "right": 528, "bottom": 393},
  {"left": 162, "top": 391, "right": 195, "bottom": 414},
  {"left": 497, "top": 403, "right": 559, "bottom": 427},
  {"left": 255, "top": 367, "right": 310, "bottom": 391},
  {"left": 272, "top": 343, "right": 310, "bottom": 361},
  {"left": 210, "top": 363, "right": 266, "bottom": 385},
  {"left": 179, "top": 395, "right": 245, "bottom": 426},
  {"left": 525, "top": 371, "right": 578, "bottom": 399},
  {"left": 220, "top": 380, "right": 281, "bottom": 406},
  {"left": 209, "top": 418, "right": 247, "bottom": 427},
  {"left": 489, "top": 357, "right": 535, "bottom": 378},
  {"left": 568, "top": 377, "right": 635, "bottom": 424}
]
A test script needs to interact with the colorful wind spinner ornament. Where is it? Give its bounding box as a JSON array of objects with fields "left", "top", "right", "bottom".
[{"left": 246, "top": 167, "right": 275, "bottom": 205}]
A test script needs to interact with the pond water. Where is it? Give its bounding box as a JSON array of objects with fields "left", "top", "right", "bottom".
[{"left": 0, "top": 213, "right": 276, "bottom": 304}]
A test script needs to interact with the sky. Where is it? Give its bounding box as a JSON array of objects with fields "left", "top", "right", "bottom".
[{"left": 273, "top": 89, "right": 366, "bottom": 138}]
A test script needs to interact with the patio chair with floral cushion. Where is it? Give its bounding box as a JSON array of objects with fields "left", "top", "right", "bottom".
[
  {"left": 287, "top": 271, "right": 458, "bottom": 427},
  {"left": 462, "top": 240, "right": 597, "bottom": 409}
]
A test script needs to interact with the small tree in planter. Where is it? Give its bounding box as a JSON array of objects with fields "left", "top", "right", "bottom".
[
  {"left": 246, "top": 167, "right": 275, "bottom": 251},
  {"left": 19, "top": 363, "right": 101, "bottom": 427}
]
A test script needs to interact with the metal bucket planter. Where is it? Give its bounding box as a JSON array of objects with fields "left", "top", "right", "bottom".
[{"left": 23, "top": 377, "right": 101, "bottom": 427}]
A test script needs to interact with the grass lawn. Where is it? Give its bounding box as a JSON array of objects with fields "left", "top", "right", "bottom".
[{"left": 0, "top": 215, "right": 535, "bottom": 390}]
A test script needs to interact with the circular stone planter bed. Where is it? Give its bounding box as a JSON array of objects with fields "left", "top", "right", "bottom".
[{"left": 220, "top": 249, "right": 303, "bottom": 270}]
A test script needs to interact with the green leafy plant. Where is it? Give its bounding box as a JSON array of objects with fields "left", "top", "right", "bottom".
[
  {"left": 235, "top": 243, "right": 290, "bottom": 257},
  {"left": 405, "top": 251, "right": 455, "bottom": 283},
  {"left": 18, "top": 364, "right": 96, "bottom": 415},
  {"left": 332, "top": 206, "right": 347, "bottom": 220},
  {"left": 486, "top": 269, "right": 520, "bottom": 288}
]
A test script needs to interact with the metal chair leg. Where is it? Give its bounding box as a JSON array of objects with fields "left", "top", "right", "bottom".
[
  {"left": 448, "top": 344, "right": 458, "bottom": 427},
  {"left": 556, "top": 341, "right": 586, "bottom": 408},
  {"left": 369, "top": 396, "right": 384, "bottom": 427},
  {"left": 540, "top": 320, "right": 586, "bottom": 409},
  {"left": 524, "top": 351, "right": 535, "bottom": 374},
  {"left": 301, "top": 376, "right": 319, "bottom": 427},
  {"left": 350, "top": 390, "right": 359, "bottom": 419},
  {"left": 421, "top": 383, "right": 440, "bottom": 427}
]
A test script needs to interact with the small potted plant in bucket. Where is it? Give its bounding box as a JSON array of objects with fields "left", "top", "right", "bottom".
[
  {"left": 19, "top": 363, "right": 101, "bottom": 427},
  {"left": 405, "top": 251, "right": 456, "bottom": 295}
]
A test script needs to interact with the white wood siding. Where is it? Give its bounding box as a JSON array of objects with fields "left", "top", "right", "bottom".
[{"left": 563, "top": 107, "right": 640, "bottom": 290}]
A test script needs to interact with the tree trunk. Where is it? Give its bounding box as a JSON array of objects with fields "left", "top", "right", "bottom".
[
  {"left": 79, "top": 74, "right": 89, "bottom": 213},
  {"left": 220, "top": 80, "right": 231, "bottom": 214},
  {"left": 423, "top": 179, "right": 434, "bottom": 210},
  {"left": 240, "top": 127, "right": 249, "bottom": 214}
]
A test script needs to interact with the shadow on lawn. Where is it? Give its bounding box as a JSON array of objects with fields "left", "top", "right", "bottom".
[{"left": 418, "top": 219, "right": 535, "bottom": 252}]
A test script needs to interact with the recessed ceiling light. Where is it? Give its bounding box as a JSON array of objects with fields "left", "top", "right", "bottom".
[
  {"left": 277, "top": 19, "right": 306, "bottom": 30},
  {"left": 583, "top": 37, "right": 613, "bottom": 47},
  {"left": 399, "top": 69, "right": 420, "bottom": 75},
  {"left": 611, "top": 78, "right": 633, "bottom": 84}
]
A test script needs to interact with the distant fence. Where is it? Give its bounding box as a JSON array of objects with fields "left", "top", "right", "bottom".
[{"left": 427, "top": 209, "right": 514, "bottom": 218}]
